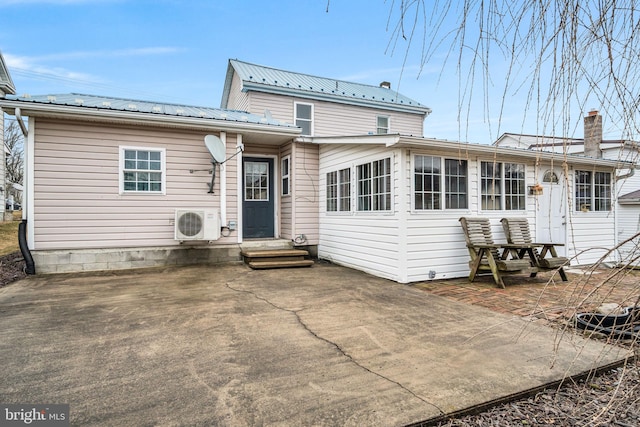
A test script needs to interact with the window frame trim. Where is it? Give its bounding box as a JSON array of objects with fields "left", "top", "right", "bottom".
[
  {"left": 478, "top": 160, "right": 527, "bottom": 212},
  {"left": 411, "top": 154, "right": 470, "bottom": 212},
  {"left": 281, "top": 155, "right": 291, "bottom": 197},
  {"left": 119, "top": 145, "right": 166, "bottom": 196},
  {"left": 294, "top": 101, "right": 314, "bottom": 136},
  {"left": 376, "top": 115, "right": 390, "bottom": 134},
  {"left": 355, "top": 156, "right": 393, "bottom": 213},
  {"left": 574, "top": 169, "right": 612, "bottom": 213}
]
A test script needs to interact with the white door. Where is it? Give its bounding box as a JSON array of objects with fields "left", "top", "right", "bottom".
[{"left": 537, "top": 168, "right": 566, "bottom": 256}]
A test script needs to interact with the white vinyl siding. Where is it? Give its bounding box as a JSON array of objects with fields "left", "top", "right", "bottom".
[
  {"left": 30, "top": 119, "right": 240, "bottom": 250},
  {"left": 319, "top": 144, "right": 401, "bottom": 282}
]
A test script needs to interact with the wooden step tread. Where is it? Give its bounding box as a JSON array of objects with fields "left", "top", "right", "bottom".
[
  {"left": 242, "top": 249, "right": 309, "bottom": 258},
  {"left": 248, "top": 260, "right": 314, "bottom": 269}
]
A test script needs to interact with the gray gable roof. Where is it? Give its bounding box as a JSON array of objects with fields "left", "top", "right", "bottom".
[
  {"left": 0, "top": 50, "right": 16, "bottom": 96},
  {"left": 4, "top": 93, "right": 297, "bottom": 129},
  {"left": 221, "top": 59, "right": 432, "bottom": 115}
]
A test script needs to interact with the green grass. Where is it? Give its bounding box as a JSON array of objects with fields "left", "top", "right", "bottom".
[{"left": 0, "top": 219, "right": 20, "bottom": 256}]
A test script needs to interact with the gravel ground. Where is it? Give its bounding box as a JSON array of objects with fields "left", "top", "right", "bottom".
[
  {"left": 0, "top": 256, "right": 638, "bottom": 425},
  {"left": 434, "top": 357, "right": 640, "bottom": 426},
  {"left": 0, "top": 251, "right": 26, "bottom": 287}
]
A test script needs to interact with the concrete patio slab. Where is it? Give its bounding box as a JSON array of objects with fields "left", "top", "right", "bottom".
[{"left": 0, "top": 263, "right": 630, "bottom": 426}]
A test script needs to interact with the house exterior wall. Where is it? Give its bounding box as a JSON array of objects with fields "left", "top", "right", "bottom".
[
  {"left": 30, "top": 118, "right": 240, "bottom": 251},
  {"left": 318, "top": 144, "right": 402, "bottom": 281},
  {"left": 247, "top": 91, "right": 425, "bottom": 137},
  {"left": 318, "top": 142, "right": 615, "bottom": 283},
  {"left": 1, "top": 110, "right": 6, "bottom": 220},
  {"left": 291, "top": 141, "right": 319, "bottom": 245},
  {"left": 226, "top": 72, "right": 250, "bottom": 112},
  {"left": 616, "top": 204, "right": 640, "bottom": 264}
]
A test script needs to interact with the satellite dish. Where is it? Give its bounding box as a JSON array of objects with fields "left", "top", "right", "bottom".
[{"left": 204, "top": 134, "right": 226, "bottom": 163}]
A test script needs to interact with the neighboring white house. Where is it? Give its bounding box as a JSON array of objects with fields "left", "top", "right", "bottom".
[
  {"left": 494, "top": 111, "right": 638, "bottom": 266},
  {"left": 0, "top": 54, "right": 631, "bottom": 281},
  {"left": 1, "top": 50, "right": 17, "bottom": 221}
]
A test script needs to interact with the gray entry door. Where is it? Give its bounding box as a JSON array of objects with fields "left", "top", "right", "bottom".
[{"left": 243, "top": 157, "right": 275, "bottom": 238}]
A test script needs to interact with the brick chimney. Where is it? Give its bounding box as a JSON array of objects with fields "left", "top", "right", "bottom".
[{"left": 584, "top": 110, "right": 602, "bottom": 158}]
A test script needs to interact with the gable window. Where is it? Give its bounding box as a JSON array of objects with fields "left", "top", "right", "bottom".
[
  {"left": 414, "top": 155, "right": 468, "bottom": 210},
  {"left": 575, "top": 170, "right": 611, "bottom": 211},
  {"left": 357, "top": 158, "right": 391, "bottom": 211},
  {"left": 326, "top": 168, "right": 351, "bottom": 212},
  {"left": 281, "top": 156, "right": 290, "bottom": 196},
  {"left": 377, "top": 116, "right": 390, "bottom": 134},
  {"left": 295, "top": 102, "right": 313, "bottom": 136},
  {"left": 120, "top": 147, "right": 165, "bottom": 194},
  {"left": 480, "top": 161, "right": 525, "bottom": 210}
]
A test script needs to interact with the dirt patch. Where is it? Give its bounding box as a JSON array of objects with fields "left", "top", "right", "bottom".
[{"left": 0, "top": 251, "right": 26, "bottom": 287}]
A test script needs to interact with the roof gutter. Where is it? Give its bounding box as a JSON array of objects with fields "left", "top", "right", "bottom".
[{"left": 0, "top": 99, "right": 301, "bottom": 137}]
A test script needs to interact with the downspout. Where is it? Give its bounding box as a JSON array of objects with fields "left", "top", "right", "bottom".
[{"left": 15, "top": 107, "right": 35, "bottom": 274}]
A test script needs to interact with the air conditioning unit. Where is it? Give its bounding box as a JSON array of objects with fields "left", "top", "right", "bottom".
[{"left": 174, "top": 209, "right": 220, "bottom": 241}]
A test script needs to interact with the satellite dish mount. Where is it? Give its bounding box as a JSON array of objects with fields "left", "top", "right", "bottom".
[{"left": 203, "top": 135, "right": 244, "bottom": 194}]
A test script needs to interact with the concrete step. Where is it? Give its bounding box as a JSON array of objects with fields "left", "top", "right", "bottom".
[
  {"left": 247, "top": 259, "right": 315, "bottom": 269},
  {"left": 241, "top": 249, "right": 309, "bottom": 258},
  {"left": 242, "top": 248, "right": 313, "bottom": 269}
]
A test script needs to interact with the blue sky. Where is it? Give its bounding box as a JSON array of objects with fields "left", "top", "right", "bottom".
[{"left": 0, "top": 0, "right": 611, "bottom": 142}]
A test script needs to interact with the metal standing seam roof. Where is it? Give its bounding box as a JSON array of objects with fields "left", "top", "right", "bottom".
[
  {"left": 3, "top": 93, "right": 298, "bottom": 128},
  {"left": 223, "top": 59, "right": 432, "bottom": 115}
]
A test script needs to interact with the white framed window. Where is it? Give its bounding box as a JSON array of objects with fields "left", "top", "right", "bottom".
[
  {"left": 480, "top": 161, "right": 525, "bottom": 210},
  {"left": 357, "top": 158, "right": 391, "bottom": 211},
  {"left": 119, "top": 146, "right": 166, "bottom": 195},
  {"left": 244, "top": 161, "right": 270, "bottom": 201},
  {"left": 326, "top": 167, "right": 351, "bottom": 212},
  {"left": 281, "top": 156, "right": 290, "bottom": 196},
  {"left": 295, "top": 102, "right": 313, "bottom": 136},
  {"left": 377, "top": 116, "right": 390, "bottom": 134},
  {"left": 414, "top": 155, "right": 468, "bottom": 210},
  {"left": 575, "top": 170, "right": 611, "bottom": 211}
]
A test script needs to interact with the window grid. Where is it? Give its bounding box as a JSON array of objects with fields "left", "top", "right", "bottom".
[
  {"left": 480, "top": 161, "right": 525, "bottom": 211},
  {"left": 326, "top": 171, "right": 338, "bottom": 212},
  {"left": 481, "top": 162, "right": 502, "bottom": 210},
  {"left": 575, "top": 171, "right": 592, "bottom": 211},
  {"left": 594, "top": 172, "right": 611, "bottom": 211},
  {"left": 357, "top": 158, "right": 391, "bottom": 211},
  {"left": 445, "top": 159, "right": 468, "bottom": 209},
  {"left": 414, "top": 155, "right": 441, "bottom": 210},
  {"left": 504, "top": 163, "right": 526, "bottom": 210},
  {"left": 295, "top": 103, "right": 313, "bottom": 136},
  {"left": 281, "top": 156, "right": 290, "bottom": 196},
  {"left": 338, "top": 168, "right": 351, "bottom": 211},
  {"left": 122, "top": 149, "right": 163, "bottom": 193},
  {"left": 245, "top": 161, "right": 269, "bottom": 201},
  {"left": 377, "top": 116, "right": 389, "bottom": 134},
  {"left": 576, "top": 171, "right": 611, "bottom": 211}
]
